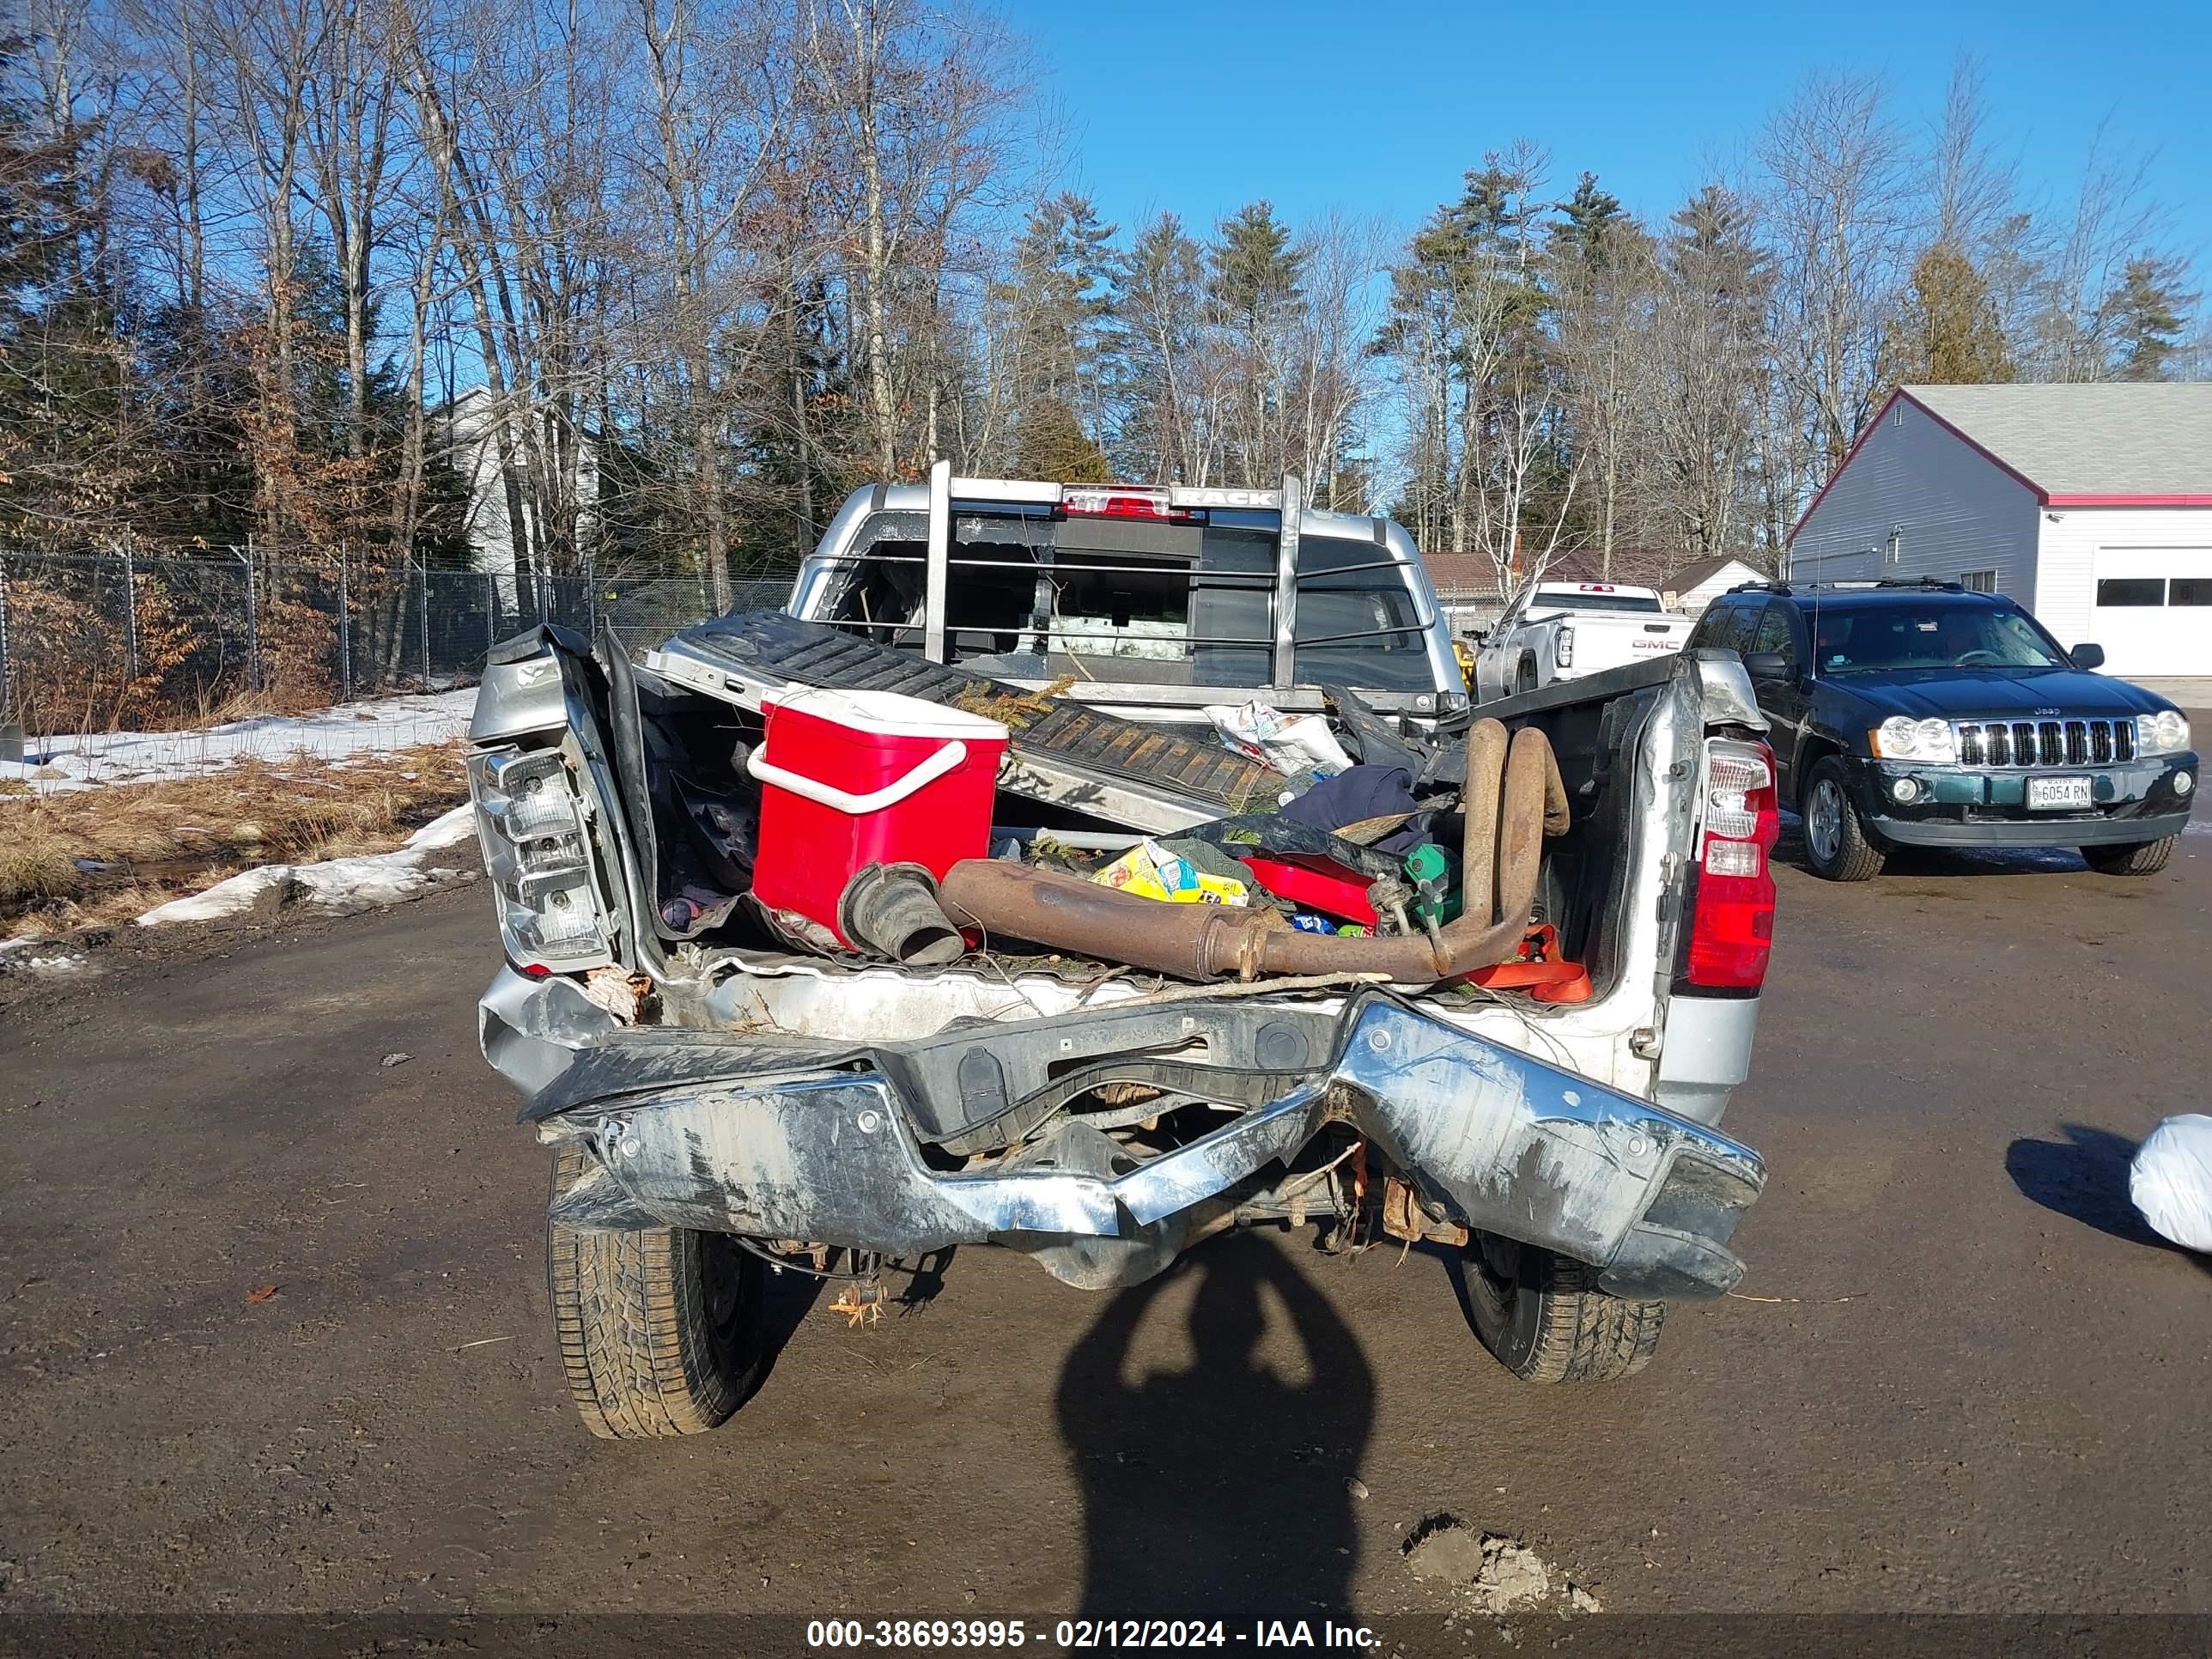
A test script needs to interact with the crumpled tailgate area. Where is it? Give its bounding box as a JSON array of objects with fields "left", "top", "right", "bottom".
[{"left": 532, "top": 991, "right": 1763, "bottom": 1298}]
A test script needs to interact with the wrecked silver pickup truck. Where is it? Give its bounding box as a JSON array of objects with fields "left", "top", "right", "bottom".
[{"left": 465, "top": 469, "right": 1779, "bottom": 1440}]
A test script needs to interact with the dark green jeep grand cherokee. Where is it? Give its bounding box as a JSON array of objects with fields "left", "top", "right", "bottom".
[{"left": 1688, "top": 580, "right": 2197, "bottom": 881}]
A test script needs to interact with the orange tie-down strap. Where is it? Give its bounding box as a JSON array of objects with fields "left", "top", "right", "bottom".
[{"left": 1466, "top": 923, "right": 1592, "bottom": 1004}]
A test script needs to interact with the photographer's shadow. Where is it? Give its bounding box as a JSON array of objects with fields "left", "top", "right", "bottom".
[{"left": 1056, "top": 1231, "right": 1375, "bottom": 1621}]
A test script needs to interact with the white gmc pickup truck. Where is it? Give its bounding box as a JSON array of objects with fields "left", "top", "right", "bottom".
[{"left": 1472, "top": 581, "right": 1694, "bottom": 702}]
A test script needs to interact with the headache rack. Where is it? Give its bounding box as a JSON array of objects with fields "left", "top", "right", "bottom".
[
  {"left": 792, "top": 462, "right": 1455, "bottom": 711},
  {"left": 1954, "top": 717, "right": 2137, "bottom": 768}
]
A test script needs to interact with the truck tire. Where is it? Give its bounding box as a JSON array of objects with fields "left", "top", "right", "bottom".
[
  {"left": 547, "top": 1144, "right": 765, "bottom": 1439},
  {"left": 2079, "top": 835, "right": 2177, "bottom": 876},
  {"left": 1464, "top": 1236, "right": 1666, "bottom": 1383},
  {"left": 1514, "top": 657, "right": 1539, "bottom": 695},
  {"left": 1802, "top": 757, "right": 1885, "bottom": 881}
]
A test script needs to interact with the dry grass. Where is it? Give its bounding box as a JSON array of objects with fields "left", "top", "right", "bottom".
[{"left": 0, "top": 741, "right": 469, "bottom": 937}]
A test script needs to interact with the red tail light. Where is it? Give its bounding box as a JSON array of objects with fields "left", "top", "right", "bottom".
[{"left": 1683, "top": 738, "right": 1778, "bottom": 991}]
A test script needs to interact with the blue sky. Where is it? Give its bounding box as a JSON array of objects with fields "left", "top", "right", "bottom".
[{"left": 1004, "top": 0, "right": 2211, "bottom": 265}]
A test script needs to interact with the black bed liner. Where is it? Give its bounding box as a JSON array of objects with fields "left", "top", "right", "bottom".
[{"left": 666, "top": 611, "right": 1287, "bottom": 826}]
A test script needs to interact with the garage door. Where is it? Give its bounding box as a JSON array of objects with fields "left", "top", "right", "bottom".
[{"left": 2091, "top": 547, "right": 2212, "bottom": 677}]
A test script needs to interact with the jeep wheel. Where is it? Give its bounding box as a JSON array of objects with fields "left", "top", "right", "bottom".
[
  {"left": 2080, "top": 835, "right": 2177, "bottom": 876},
  {"left": 1462, "top": 1235, "right": 1666, "bottom": 1383},
  {"left": 548, "top": 1143, "right": 766, "bottom": 1439},
  {"left": 1802, "top": 757, "right": 1885, "bottom": 881}
]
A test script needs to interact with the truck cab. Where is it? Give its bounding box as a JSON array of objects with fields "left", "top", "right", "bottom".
[{"left": 787, "top": 473, "right": 1468, "bottom": 723}]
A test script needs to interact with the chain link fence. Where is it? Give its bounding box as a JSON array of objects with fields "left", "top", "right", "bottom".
[{"left": 0, "top": 548, "right": 792, "bottom": 738}]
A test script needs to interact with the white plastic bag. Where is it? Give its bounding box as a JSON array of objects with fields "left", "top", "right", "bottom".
[
  {"left": 1205, "top": 700, "right": 1354, "bottom": 779},
  {"left": 2130, "top": 1114, "right": 2212, "bottom": 1254}
]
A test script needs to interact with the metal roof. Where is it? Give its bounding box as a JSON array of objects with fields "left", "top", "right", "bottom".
[
  {"left": 1418, "top": 554, "right": 1504, "bottom": 597},
  {"left": 1905, "top": 382, "right": 2212, "bottom": 499}
]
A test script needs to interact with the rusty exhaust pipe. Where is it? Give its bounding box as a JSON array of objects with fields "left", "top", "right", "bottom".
[
  {"left": 939, "top": 723, "right": 1571, "bottom": 987},
  {"left": 1460, "top": 718, "right": 1508, "bottom": 927}
]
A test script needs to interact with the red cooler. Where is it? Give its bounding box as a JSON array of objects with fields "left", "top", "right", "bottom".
[{"left": 745, "top": 687, "right": 1009, "bottom": 943}]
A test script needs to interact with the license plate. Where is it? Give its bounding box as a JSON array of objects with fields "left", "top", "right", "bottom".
[{"left": 2028, "top": 775, "right": 2094, "bottom": 810}]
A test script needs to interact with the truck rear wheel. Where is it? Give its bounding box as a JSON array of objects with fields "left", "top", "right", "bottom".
[
  {"left": 2079, "top": 835, "right": 2176, "bottom": 876},
  {"left": 547, "top": 1144, "right": 765, "bottom": 1438},
  {"left": 1464, "top": 1236, "right": 1666, "bottom": 1382}
]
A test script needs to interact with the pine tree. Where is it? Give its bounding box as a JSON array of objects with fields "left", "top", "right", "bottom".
[
  {"left": 0, "top": 40, "right": 80, "bottom": 337},
  {"left": 1014, "top": 396, "right": 1109, "bottom": 483},
  {"left": 0, "top": 37, "right": 129, "bottom": 544},
  {"left": 1881, "top": 241, "right": 2014, "bottom": 386},
  {"left": 1552, "top": 173, "right": 1627, "bottom": 270},
  {"left": 1374, "top": 149, "right": 1562, "bottom": 558},
  {"left": 1210, "top": 200, "right": 1304, "bottom": 330},
  {"left": 1006, "top": 192, "right": 1119, "bottom": 434},
  {"left": 1549, "top": 174, "right": 1653, "bottom": 565},
  {"left": 2108, "top": 255, "right": 2194, "bottom": 381},
  {"left": 1647, "top": 185, "right": 1774, "bottom": 557},
  {"left": 1208, "top": 202, "right": 1304, "bottom": 486}
]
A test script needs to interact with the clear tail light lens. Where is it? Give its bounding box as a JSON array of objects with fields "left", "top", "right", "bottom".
[
  {"left": 1555, "top": 625, "right": 1575, "bottom": 668},
  {"left": 467, "top": 748, "right": 614, "bottom": 971},
  {"left": 1683, "top": 738, "right": 1778, "bottom": 992}
]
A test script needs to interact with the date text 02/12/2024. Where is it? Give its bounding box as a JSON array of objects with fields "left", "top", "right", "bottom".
[{"left": 805, "top": 1620, "right": 1382, "bottom": 1650}]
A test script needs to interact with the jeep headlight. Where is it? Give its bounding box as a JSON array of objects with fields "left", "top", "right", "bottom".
[
  {"left": 2137, "top": 710, "right": 2191, "bottom": 757},
  {"left": 466, "top": 748, "right": 614, "bottom": 969},
  {"left": 1871, "top": 715, "right": 1957, "bottom": 764}
]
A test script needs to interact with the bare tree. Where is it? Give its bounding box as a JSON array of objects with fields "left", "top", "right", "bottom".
[
  {"left": 1645, "top": 185, "right": 1772, "bottom": 559},
  {"left": 1552, "top": 216, "right": 1656, "bottom": 574},
  {"left": 1284, "top": 212, "right": 1381, "bottom": 507},
  {"left": 1923, "top": 53, "right": 2017, "bottom": 255},
  {"left": 1462, "top": 267, "right": 1581, "bottom": 592},
  {"left": 798, "top": 0, "right": 1024, "bottom": 480},
  {"left": 1376, "top": 142, "right": 1579, "bottom": 586},
  {"left": 627, "top": 0, "right": 792, "bottom": 605},
  {"left": 300, "top": 0, "right": 402, "bottom": 500},
  {"left": 1759, "top": 72, "right": 1911, "bottom": 470},
  {"left": 196, "top": 0, "right": 334, "bottom": 535},
  {"left": 2032, "top": 125, "right": 2173, "bottom": 381}
]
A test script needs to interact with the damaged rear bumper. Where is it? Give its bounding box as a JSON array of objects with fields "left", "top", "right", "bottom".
[{"left": 518, "top": 988, "right": 1765, "bottom": 1299}]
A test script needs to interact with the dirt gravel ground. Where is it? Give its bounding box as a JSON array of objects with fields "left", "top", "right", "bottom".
[{"left": 3, "top": 828, "right": 2210, "bottom": 1656}]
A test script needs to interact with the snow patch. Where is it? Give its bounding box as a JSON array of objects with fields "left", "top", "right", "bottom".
[
  {"left": 0, "top": 689, "right": 477, "bottom": 795},
  {"left": 0, "top": 938, "right": 91, "bottom": 977},
  {"left": 1402, "top": 1516, "right": 1599, "bottom": 1618},
  {"left": 135, "top": 805, "right": 480, "bottom": 927}
]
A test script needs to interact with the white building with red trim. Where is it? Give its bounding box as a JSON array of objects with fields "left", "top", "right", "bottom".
[{"left": 1786, "top": 384, "right": 2212, "bottom": 678}]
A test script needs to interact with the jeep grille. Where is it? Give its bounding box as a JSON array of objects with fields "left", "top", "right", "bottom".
[{"left": 1954, "top": 718, "right": 2135, "bottom": 768}]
